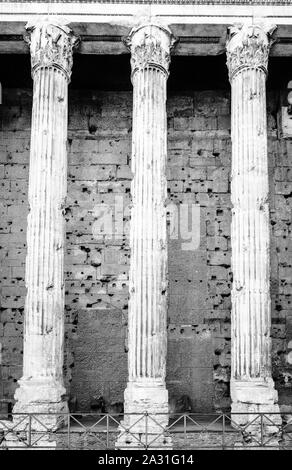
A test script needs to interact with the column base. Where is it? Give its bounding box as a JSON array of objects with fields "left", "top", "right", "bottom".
[
  {"left": 115, "top": 381, "right": 172, "bottom": 449},
  {"left": 231, "top": 378, "right": 282, "bottom": 447},
  {"left": 13, "top": 377, "right": 68, "bottom": 431}
]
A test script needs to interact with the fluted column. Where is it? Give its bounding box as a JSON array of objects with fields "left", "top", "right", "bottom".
[
  {"left": 116, "top": 24, "right": 175, "bottom": 448},
  {"left": 13, "top": 19, "right": 78, "bottom": 421},
  {"left": 226, "top": 24, "right": 280, "bottom": 420}
]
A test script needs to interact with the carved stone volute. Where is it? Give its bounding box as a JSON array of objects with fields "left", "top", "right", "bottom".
[
  {"left": 226, "top": 23, "right": 276, "bottom": 80},
  {"left": 25, "top": 19, "right": 79, "bottom": 81},
  {"left": 125, "top": 23, "right": 176, "bottom": 77}
]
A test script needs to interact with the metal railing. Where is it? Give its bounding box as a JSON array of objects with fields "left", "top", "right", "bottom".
[
  {"left": 10, "top": 1, "right": 291, "bottom": 5},
  {"left": 0, "top": 412, "right": 291, "bottom": 449}
]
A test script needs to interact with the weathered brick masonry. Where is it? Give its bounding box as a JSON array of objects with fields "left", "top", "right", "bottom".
[{"left": 0, "top": 86, "right": 291, "bottom": 413}]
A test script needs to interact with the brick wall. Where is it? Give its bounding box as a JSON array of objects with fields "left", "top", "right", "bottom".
[{"left": 0, "top": 87, "right": 291, "bottom": 413}]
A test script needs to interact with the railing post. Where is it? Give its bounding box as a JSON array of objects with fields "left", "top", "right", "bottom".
[
  {"left": 261, "top": 413, "right": 264, "bottom": 447},
  {"left": 106, "top": 414, "right": 109, "bottom": 449},
  {"left": 145, "top": 412, "right": 148, "bottom": 450},
  {"left": 222, "top": 413, "right": 225, "bottom": 449},
  {"left": 184, "top": 414, "right": 187, "bottom": 447},
  {"left": 28, "top": 414, "right": 32, "bottom": 447},
  {"left": 67, "top": 412, "right": 71, "bottom": 449}
]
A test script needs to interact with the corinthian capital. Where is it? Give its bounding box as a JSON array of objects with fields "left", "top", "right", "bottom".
[
  {"left": 25, "top": 18, "right": 79, "bottom": 81},
  {"left": 226, "top": 23, "right": 276, "bottom": 80},
  {"left": 125, "top": 23, "right": 176, "bottom": 77}
]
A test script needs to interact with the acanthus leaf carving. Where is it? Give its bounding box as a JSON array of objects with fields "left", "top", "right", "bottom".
[
  {"left": 226, "top": 23, "right": 276, "bottom": 80},
  {"left": 126, "top": 24, "right": 176, "bottom": 76},
  {"left": 25, "top": 19, "right": 79, "bottom": 81}
]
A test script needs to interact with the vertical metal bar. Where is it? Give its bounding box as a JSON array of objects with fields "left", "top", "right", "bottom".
[
  {"left": 222, "top": 413, "right": 225, "bottom": 450},
  {"left": 261, "top": 414, "right": 264, "bottom": 447},
  {"left": 67, "top": 413, "right": 71, "bottom": 449},
  {"left": 280, "top": 414, "right": 284, "bottom": 446},
  {"left": 28, "top": 414, "right": 32, "bottom": 447},
  {"left": 145, "top": 412, "right": 148, "bottom": 450},
  {"left": 106, "top": 414, "right": 109, "bottom": 449},
  {"left": 184, "top": 414, "right": 187, "bottom": 447}
]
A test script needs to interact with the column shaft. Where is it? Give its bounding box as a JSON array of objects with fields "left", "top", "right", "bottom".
[
  {"left": 231, "top": 67, "right": 270, "bottom": 381},
  {"left": 13, "top": 19, "right": 78, "bottom": 420},
  {"left": 24, "top": 66, "right": 68, "bottom": 381},
  {"left": 227, "top": 24, "right": 280, "bottom": 417},
  {"left": 129, "top": 66, "right": 167, "bottom": 382}
]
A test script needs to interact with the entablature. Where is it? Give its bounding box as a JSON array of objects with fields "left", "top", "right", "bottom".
[{"left": 0, "top": 2, "right": 292, "bottom": 56}]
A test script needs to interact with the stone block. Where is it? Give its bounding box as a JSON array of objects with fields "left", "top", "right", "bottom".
[
  {"left": 68, "top": 165, "right": 116, "bottom": 181},
  {"left": 4, "top": 164, "right": 28, "bottom": 180}
]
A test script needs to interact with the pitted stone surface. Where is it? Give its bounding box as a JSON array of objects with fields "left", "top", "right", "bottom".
[{"left": 0, "top": 87, "right": 291, "bottom": 414}]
